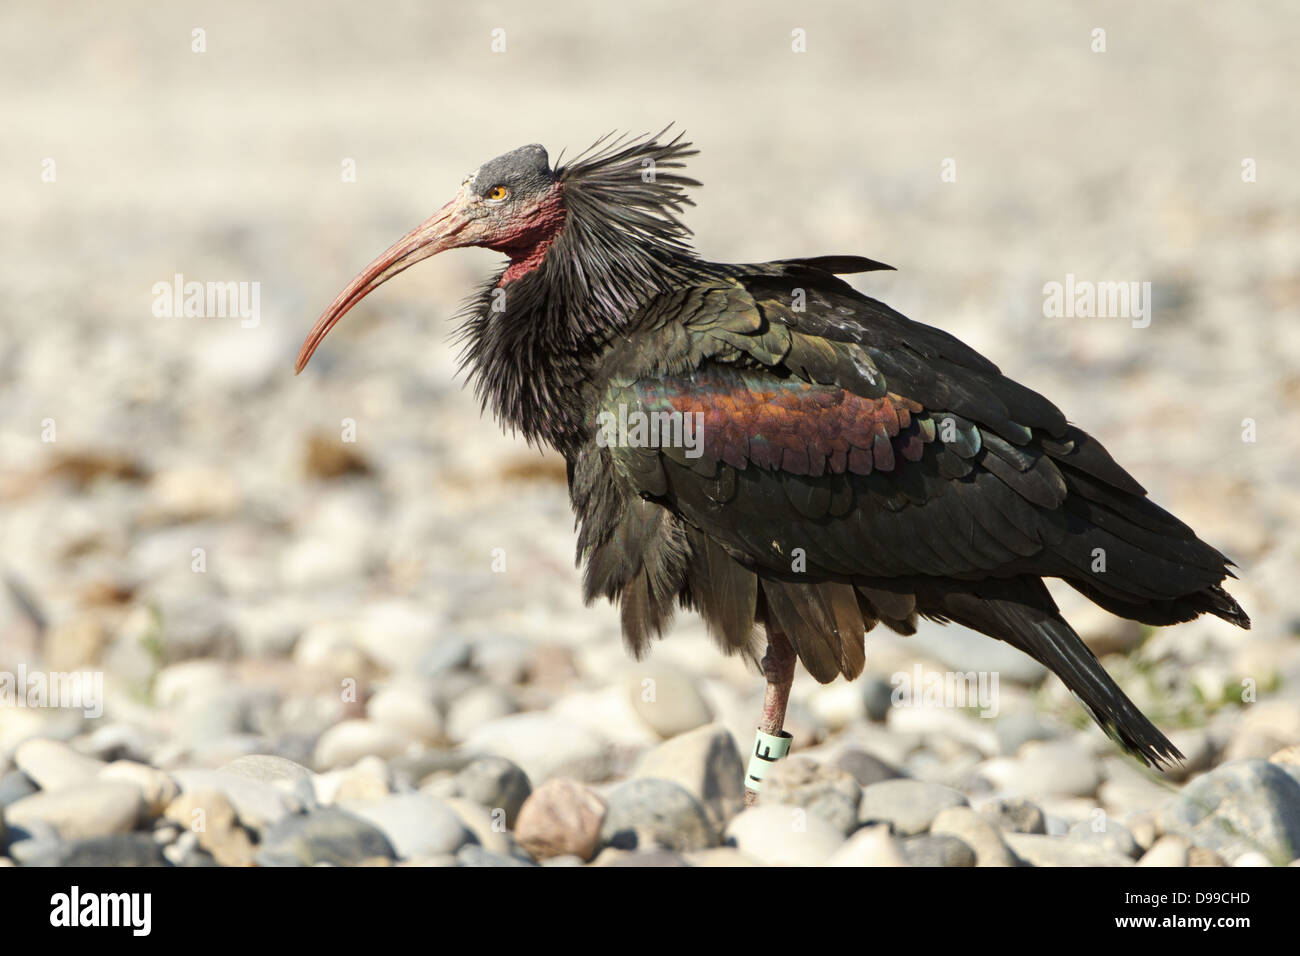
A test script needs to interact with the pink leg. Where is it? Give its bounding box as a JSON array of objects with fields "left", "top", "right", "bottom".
[{"left": 745, "top": 630, "right": 797, "bottom": 806}]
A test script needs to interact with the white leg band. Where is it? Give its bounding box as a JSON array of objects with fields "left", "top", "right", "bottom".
[{"left": 745, "top": 728, "right": 793, "bottom": 792}]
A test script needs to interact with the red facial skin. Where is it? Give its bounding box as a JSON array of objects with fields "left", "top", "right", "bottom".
[{"left": 295, "top": 182, "right": 567, "bottom": 373}]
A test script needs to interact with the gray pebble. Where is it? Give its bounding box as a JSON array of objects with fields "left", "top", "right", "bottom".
[
  {"left": 901, "top": 833, "right": 977, "bottom": 867},
  {"left": 256, "top": 808, "right": 397, "bottom": 866},
  {"left": 1157, "top": 759, "right": 1300, "bottom": 865},
  {"left": 600, "top": 778, "right": 718, "bottom": 852}
]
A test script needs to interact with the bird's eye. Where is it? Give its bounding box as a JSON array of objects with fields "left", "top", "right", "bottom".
[{"left": 486, "top": 185, "right": 509, "bottom": 202}]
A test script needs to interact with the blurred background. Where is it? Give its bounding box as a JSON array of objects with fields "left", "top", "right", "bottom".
[{"left": 0, "top": 2, "right": 1297, "bottom": 866}]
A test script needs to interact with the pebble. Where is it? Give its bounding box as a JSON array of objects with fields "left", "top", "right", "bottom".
[
  {"left": 13, "top": 738, "right": 106, "bottom": 791},
  {"left": 256, "top": 808, "right": 397, "bottom": 866},
  {"left": 625, "top": 664, "right": 713, "bottom": 739},
  {"left": 164, "top": 789, "right": 255, "bottom": 866},
  {"left": 445, "top": 757, "right": 532, "bottom": 828},
  {"left": 312, "top": 719, "right": 416, "bottom": 770},
  {"left": 1004, "top": 832, "right": 1135, "bottom": 867},
  {"left": 27, "top": 833, "right": 166, "bottom": 867},
  {"left": 593, "top": 847, "right": 690, "bottom": 867},
  {"left": 825, "top": 824, "right": 910, "bottom": 866},
  {"left": 514, "top": 779, "right": 607, "bottom": 861},
  {"left": 976, "top": 796, "right": 1047, "bottom": 834},
  {"left": 457, "top": 844, "right": 537, "bottom": 867},
  {"left": 170, "top": 768, "right": 299, "bottom": 831},
  {"left": 1137, "top": 834, "right": 1190, "bottom": 867},
  {"left": 859, "top": 779, "right": 968, "bottom": 835},
  {"left": 99, "top": 761, "right": 179, "bottom": 817},
  {"left": 1157, "top": 759, "right": 1300, "bottom": 865},
  {"left": 761, "top": 757, "right": 863, "bottom": 835},
  {"left": 975, "top": 740, "right": 1102, "bottom": 797},
  {"left": 632, "top": 723, "right": 745, "bottom": 829},
  {"left": 463, "top": 713, "right": 611, "bottom": 784},
  {"left": 725, "top": 804, "right": 847, "bottom": 866},
  {"left": 367, "top": 683, "right": 445, "bottom": 745},
  {"left": 445, "top": 685, "right": 518, "bottom": 742},
  {"left": 0, "top": 770, "right": 39, "bottom": 808},
  {"left": 220, "top": 754, "right": 314, "bottom": 787},
  {"left": 1068, "top": 818, "right": 1141, "bottom": 860},
  {"left": 931, "top": 806, "right": 1017, "bottom": 866},
  {"left": 341, "top": 794, "right": 473, "bottom": 859},
  {"left": 684, "top": 847, "right": 764, "bottom": 867},
  {"left": 832, "top": 748, "right": 905, "bottom": 788},
  {"left": 599, "top": 778, "right": 718, "bottom": 852},
  {"left": 443, "top": 797, "right": 526, "bottom": 858},
  {"left": 5, "top": 781, "right": 143, "bottom": 840},
  {"left": 901, "top": 833, "right": 977, "bottom": 867}
]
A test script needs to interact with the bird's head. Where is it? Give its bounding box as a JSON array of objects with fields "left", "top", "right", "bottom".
[
  {"left": 295, "top": 143, "right": 564, "bottom": 373},
  {"left": 296, "top": 129, "right": 700, "bottom": 374}
]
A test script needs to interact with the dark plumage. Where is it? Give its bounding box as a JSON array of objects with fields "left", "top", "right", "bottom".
[{"left": 297, "top": 129, "right": 1249, "bottom": 770}]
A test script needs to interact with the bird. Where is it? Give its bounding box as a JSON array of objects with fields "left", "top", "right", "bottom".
[{"left": 296, "top": 129, "right": 1249, "bottom": 802}]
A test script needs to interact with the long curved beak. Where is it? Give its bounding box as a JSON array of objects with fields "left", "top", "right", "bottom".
[{"left": 295, "top": 190, "right": 473, "bottom": 374}]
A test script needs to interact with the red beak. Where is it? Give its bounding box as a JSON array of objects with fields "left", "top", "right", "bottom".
[{"left": 295, "top": 189, "right": 474, "bottom": 374}]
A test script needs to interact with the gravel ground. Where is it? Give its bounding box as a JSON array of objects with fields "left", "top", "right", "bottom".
[{"left": 1, "top": 2, "right": 1298, "bottom": 867}]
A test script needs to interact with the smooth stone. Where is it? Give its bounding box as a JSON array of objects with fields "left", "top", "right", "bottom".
[
  {"left": 825, "top": 824, "right": 910, "bottom": 866},
  {"left": 632, "top": 723, "right": 745, "bottom": 829},
  {"left": 859, "top": 779, "right": 968, "bottom": 835},
  {"left": 832, "top": 748, "right": 905, "bottom": 788},
  {"left": 367, "top": 684, "right": 445, "bottom": 745},
  {"left": 901, "top": 833, "right": 977, "bottom": 867},
  {"left": 683, "top": 847, "right": 764, "bottom": 867},
  {"left": 26, "top": 833, "right": 165, "bottom": 867},
  {"left": 995, "top": 712, "right": 1059, "bottom": 755},
  {"left": 445, "top": 685, "right": 517, "bottom": 742},
  {"left": 976, "top": 796, "right": 1047, "bottom": 834},
  {"left": 98, "top": 761, "right": 178, "bottom": 817},
  {"left": 595, "top": 848, "right": 690, "bottom": 867},
  {"left": 515, "top": 779, "right": 607, "bottom": 861},
  {"left": 625, "top": 664, "right": 713, "bottom": 739},
  {"left": 448, "top": 757, "right": 532, "bottom": 828},
  {"left": 1004, "top": 832, "right": 1135, "bottom": 867},
  {"left": 456, "top": 844, "right": 537, "bottom": 867},
  {"left": 313, "top": 719, "right": 416, "bottom": 770},
  {"left": 1156, "top": 759, "right": 1300, "bottom": 865},
  {"left": 931, "top": 806, "right": 1017, "bottom": 866},
  {"left": 5, "top": 782, "right": 143, "bottom": 840},
  {"left": 600, "top": 778, "right": 718, "bottom": 852},
  {"left": 256, "top": 808, "right": 397, "bottom": 867},
  {"left": 443, "top": 797, "right": 526, "bottom": 858},
  {"left": 341, "top": 794, "right": 473, "bottom": 859},
  {"left": 389, "top": 751, "right": 476, "bottom": 789},
  {"left": 726, "top": 804, "right": 846, "bottom": 866},
  {"left": 862, "top": 677, "right": 896, "bottom": 723},
  {"left": 170, "top": 768, "right": 298, "bottom": 831},
  {"left": 1138, "top": 834, "right": 1190, "bottom": 867},
  {"left": 976, "top": 740, "right": 1102, "bottom": 797},
  {"left": 220, "top": 754, "right": 314, "bottom": 787},
  {"left": 761, "top": 757, "right": 863, "bottom": 835},
  {"left": 1068, "top": 818, "right": 1141, "bottom": 859},
  {"left": 463, "top": 713, "right": 611, "bottom": 784},
  {"left": 0, "top": 770, "right": 39, "bottom": 808},
  {"left": 417, "top": 635, "right": 474, "bottom": 676},
  {"left": 14, "top": 738, "right": 106, "bottom": 791},
  {"left": 164, "top": 789, "right": 255, "bottom": 866}
]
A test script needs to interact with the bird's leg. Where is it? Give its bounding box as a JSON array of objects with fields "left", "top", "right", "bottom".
[{"left": 744, "top": 630, "right": 796, "bottom": 806}]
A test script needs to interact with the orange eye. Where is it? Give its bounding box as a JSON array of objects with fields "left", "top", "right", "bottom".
[{"left": 486, "top": 185, "right": 509, "bottom": 202}]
